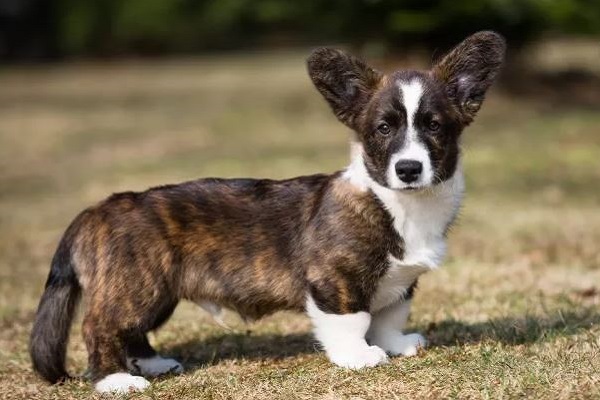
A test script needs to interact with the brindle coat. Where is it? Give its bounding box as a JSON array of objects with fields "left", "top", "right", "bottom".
[{"left": 30, "top": 31, "right": 505, "bottom": 385}]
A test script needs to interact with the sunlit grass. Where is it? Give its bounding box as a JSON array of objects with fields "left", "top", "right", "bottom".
[{"left": 0, "top": 52, "right": 599, "bottom": 399}]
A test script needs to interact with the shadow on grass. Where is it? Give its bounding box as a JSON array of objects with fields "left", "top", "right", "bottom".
[
  {"left": 159, "top": 307, "right": 599, "bottom": 371},
  {"left": 162, "top": 332, "right": 316, "bottom": 370},
  {"left": 425, "top": 307, "right": 600, "bottom": 347}
]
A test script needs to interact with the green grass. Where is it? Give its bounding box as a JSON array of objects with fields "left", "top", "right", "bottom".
[{"left": 0, "top": 51, "right": 599, "bottom": 399}]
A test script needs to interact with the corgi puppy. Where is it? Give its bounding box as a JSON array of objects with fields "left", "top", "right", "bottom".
[{"left": 30, "top": 31, "right": 505, "bottom": 393}]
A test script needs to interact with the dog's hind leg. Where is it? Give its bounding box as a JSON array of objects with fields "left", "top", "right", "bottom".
[
  {"left": 82, "top": 312, "right": 151, "bottom": 393},
  {"left": 124, "top": 301, "right": 183, "bottom": 377}
]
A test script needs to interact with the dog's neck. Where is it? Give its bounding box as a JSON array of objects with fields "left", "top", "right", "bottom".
[{"left": 342, "top": 141, "right": 465, "bottom": 265}]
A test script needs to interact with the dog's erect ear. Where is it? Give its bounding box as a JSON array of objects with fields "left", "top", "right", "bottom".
[
  {"left": 432, "top": 31, "right": 506, "bottom": 125},
  {"left": 307, "top": 48, "right": 382, "bottom": 130}
]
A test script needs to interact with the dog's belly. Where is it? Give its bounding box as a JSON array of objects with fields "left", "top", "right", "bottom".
[{"left": 183, "top": 260, "right": 307, "bottom": 320}]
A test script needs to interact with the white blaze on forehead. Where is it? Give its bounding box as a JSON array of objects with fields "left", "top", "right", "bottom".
[
  {"left": 400, "top": 80, "right": 423, "bottom": 129},
  {"left": 386, "top": 79, "right": 433, "bottom": 189}
]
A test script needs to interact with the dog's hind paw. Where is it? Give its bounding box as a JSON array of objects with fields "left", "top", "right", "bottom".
[
  {"left": 127, "top": 355, "right": 184, "bottom": 377},
  {"left": 95, "top": 372, "right": 150, "bottom": 393}
]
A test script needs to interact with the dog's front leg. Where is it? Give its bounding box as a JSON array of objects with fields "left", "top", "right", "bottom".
[
  {"left": 366, "top": 300, "right": 426, "bottom": 357},
  {"left": 306, "top": 296, "right": 388, "bottom": 369}
]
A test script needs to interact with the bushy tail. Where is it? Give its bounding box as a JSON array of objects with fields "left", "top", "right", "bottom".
[{"left": 29, "top": 234, "right": 81, "bottom": 383}]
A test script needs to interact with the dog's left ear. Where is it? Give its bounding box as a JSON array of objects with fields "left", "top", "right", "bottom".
[
  {"left": 432, "top": 31, "right": 506, "bottom": 125},
  {"left": 307, "top": 48, "right": 383, "bottom": 130}
]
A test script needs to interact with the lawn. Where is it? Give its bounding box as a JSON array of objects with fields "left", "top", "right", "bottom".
[{"left": 0, "top": 50, "right": 599, "bottom": 399}]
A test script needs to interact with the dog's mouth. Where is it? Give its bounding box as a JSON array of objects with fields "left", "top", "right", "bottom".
[
  {"left": 397, "top": 180, "right": 438, "bottom": 192},
  {"left": 398, "top": 185, "right": 425, "bottom": 192}
]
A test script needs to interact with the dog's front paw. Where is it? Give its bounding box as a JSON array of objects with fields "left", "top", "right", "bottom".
[
  {"left": 395, "top": 333, "right": 427, "bottom": 356},
  {"left": 371, "top": 332, "right": 426, "bottom": 356},
  {"left": 329, "top": 345, "right": 389, "bottom": 369}
]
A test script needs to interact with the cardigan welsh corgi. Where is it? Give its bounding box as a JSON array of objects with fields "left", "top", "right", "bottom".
[{"left": 30, "top": 31, "right": 505, "bottom": 393}]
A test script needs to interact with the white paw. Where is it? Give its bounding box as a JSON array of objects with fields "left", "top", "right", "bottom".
[
  {"left": 399, "top": 333, "right": 427, "bottom": 356},
  {"left": 329, "top": 345, "right": 389, "bottom": 369},
  {"left": 95, "top": 372, "right": 150, "bottom": 393},
  {"left": 371, "top": 332, "right": 427, "bottom": 356},
  {"left": 127, "top": 355, "right": 184, "bottom": 377}
]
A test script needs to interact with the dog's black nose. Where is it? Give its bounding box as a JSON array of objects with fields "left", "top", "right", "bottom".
[{"left": 395, "top": 160, "right": 423, "bottom": 183}]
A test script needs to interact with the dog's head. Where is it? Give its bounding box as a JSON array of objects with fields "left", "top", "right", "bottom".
[{"left": 308, "top": 31, "right": 506, "bottom": 191}]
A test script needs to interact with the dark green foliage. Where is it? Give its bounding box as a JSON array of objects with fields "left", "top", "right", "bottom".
[{"left": 2, "top": 0, "right": 600, "bottom": 58}]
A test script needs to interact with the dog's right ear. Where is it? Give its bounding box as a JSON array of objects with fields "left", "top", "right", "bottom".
[{"left": 307, "top": 48, "right": 382, "bottom": 130}]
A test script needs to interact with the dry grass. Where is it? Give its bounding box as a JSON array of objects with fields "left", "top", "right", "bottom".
[{"left": 0, "top": 50, "right": 599, "bottom": 399}]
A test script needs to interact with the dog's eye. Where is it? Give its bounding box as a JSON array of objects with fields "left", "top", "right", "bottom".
[
  {"left": 377, "top": 123, "right": 391, "bottom": 136},
  {"left": 428, "top": 120, "right": 441, "bottom": 132}
]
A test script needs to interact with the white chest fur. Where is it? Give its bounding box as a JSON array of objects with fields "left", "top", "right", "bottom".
[
  {"left": 342, "top": 143, "right": 465, "bottom": 312},
  {"left": 369, "top": 171, "right": 464, "bottom": 311}
]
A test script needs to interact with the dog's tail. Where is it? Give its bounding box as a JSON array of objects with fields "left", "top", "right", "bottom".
[{"left": 29, "top": 229, "right": 81, "bottom": 384}]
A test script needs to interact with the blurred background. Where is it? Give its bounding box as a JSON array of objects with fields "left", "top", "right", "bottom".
[
  {"left": 1, "top": 1, "right": 599, "bottom": 397},
  {"left": 1, "top": 0, "right": 600, "bottom": 60}
]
